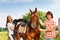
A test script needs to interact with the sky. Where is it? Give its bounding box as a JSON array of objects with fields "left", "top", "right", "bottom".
[{"left": 0, "top": 0, "right": 60, "bottom": 28}]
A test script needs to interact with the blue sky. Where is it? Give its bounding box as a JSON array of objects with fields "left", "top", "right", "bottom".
[{"left": 0, "top": 0, "right": 60, "bottom": 28}]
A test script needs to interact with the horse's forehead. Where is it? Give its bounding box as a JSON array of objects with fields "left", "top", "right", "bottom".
[
  {"left": 31, "top": 11, "right": 37, "bottom": 15},
  {"left": 32, "top": 11, "right": 36, "bottom": 14},
  {"left": 31, "top": 13, "right": 38, "bottom": 17}
]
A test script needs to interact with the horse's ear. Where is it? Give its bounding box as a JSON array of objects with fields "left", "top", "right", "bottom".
[
  {"left": 29, "top": 9, "right": 32, "bottom": 13},
  {"left": 35, "top": 8, "right": 37, "bottom": 12}
]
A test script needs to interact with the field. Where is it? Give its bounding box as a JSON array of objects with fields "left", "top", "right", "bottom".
[
  {"left": 0, "top": 31, "right": 58, "bottom": 40},
  {"left": 0, "top": 31, "right": 8, "bottom": 40}
]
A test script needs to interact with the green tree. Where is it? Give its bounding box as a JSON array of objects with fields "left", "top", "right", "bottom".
[
  {"left": 0, "top": 27, "right": 3, "bottom": 32},
  {"left": 38, "top": 11, "right": 46, "bottom": 29},
  {"left": 22, "top": 11, "right": 47, "bottom": 29},
  {"left": 22, "top": 12, "right": 30, "bottom": 22}
]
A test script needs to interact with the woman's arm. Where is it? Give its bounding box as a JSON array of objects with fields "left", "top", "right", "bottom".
[
  {"left": 44, "top": 22, "right": 56, "bottom": 32},
  {"left": 39, "top": 19, "right": 45, "bottom": 26},
  {"left": 10, "top": 26, "right": 14, "bottom": 31},
  {"left": 39, "top": 19, "right": 56, "bottom": 32},
  {"left": 40, "top": 28, "right": 51, "bottom": 32}
]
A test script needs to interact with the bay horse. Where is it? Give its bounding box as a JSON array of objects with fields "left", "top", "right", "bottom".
[
  {"left": 13, "top": 8, "right": 41, "bottom": 40},
  {"left": 26, "top": 8, "right": 41, "bottom": 40}
]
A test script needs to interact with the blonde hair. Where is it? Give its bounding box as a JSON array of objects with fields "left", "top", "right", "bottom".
[{"left": 6, "top": 15, "right": 12, "bottom": 27}]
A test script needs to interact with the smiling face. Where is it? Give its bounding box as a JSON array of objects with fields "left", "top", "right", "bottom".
[
  {"left": 46, "top": 11, "right": 53, "bottom": 20},
  {"left": 47, "top": 14, "right": 52, "bottom": 20}
]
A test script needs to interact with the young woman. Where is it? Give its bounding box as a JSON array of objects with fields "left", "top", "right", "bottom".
[
  {"left": 39, "top": 11, "right": 56, "bottom": 40},
  {"left": 6, "top": 15, "right": 14, "bottom": 40}
]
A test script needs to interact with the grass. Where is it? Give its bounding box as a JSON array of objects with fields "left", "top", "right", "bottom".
[
  {"left": 0, "top": 31, "right": 8, "bottom": 40},
  {"left": 0, "top": 31, "right": 59, "bottom": 40}
]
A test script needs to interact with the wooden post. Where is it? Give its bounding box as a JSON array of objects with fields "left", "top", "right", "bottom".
[{"left": 58, "top": 18, "right": 60, "bottom": 40}]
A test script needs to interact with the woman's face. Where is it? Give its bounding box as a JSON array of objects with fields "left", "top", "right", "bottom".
[
  {"left": 47, "top": 14, "right": 52, "bottom": 20},
  {"left": 8, "top": 16, "right": 12, "bottom": 22}
]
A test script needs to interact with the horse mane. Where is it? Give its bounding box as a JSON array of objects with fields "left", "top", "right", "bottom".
[{"left": 13, "top": 18, "right": 28, "bottom": 26}]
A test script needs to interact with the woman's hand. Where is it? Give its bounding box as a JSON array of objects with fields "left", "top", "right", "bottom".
[
  {"left": 39, "top": 19, "right": 42, "bottom": 22},
  {"left": 40, "top": 29, "right": 46, "bottom": 32},
  {"left": 10, "top": 26, "right": 14, "bottom": 31}
]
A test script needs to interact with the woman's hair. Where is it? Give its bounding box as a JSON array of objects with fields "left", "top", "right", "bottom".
[
  {"left": 6, "top": 15, "right": 12, "bottom": 27},
  {"left": 46, "top": 11, "right": 53, "bottom": 18}
]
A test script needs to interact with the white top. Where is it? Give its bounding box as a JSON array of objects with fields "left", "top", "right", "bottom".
[{"left": 7, "top": 23, "right": 14, "bottom": 34}]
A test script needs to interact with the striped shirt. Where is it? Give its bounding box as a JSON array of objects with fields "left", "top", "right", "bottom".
[{"left": 44, "top": 19, "right": 56, "bottom": 38}]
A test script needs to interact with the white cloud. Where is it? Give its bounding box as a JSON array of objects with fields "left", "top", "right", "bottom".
[
  {"left": 12, "top": 0, "right": 35, "bottom": 3},
  {"left": 49, "top": 0, "right": 60, "bottom": 10},
  {"left": 0, "top": 0, "right": 35, "bottom": 3},
  {"left": 0, "top": 0, "right": 10, "bottom": 3},
  {"left": 53, "top": 0, "right": 60, "bottom": 3},
  {"left": 38, "top": 8, "right": 48, "bottom": 12}
]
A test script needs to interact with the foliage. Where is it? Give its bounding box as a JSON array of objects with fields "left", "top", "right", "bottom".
[
  {"left": 22, "top": 11, "right": 47, "bottom": 29},
  {"left": 0, "top": 27, "right": 7, "bottom": 32},
  {"left": 22, "top": 12, "right": 30, "bottom": 22}
]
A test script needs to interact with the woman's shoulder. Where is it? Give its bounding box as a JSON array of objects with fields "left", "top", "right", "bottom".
[
  {"left": 7, "top": 22, "right": 13, "bottom": 26},
  {"left": 7, "top": 22, "right": 12, "bottom": 25},
  {"left": 7, "top": 23, "right": 10, "bottom": 25}
]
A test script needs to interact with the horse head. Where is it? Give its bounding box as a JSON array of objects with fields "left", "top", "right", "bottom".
[{"left": 29, "top": 8, "right": 39, "bottom": 28}]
